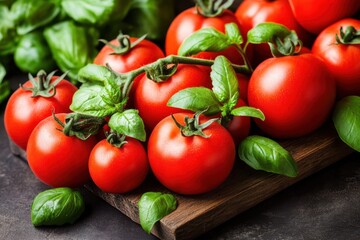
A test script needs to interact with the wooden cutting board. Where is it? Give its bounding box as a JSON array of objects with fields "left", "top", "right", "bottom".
[{"left": 83, "top": 123, "right": 354, "bottom": 240}]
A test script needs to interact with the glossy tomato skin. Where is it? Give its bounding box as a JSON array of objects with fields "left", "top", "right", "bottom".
[
  {"left": 148, "top": 113, "right": 235, "bottom": 195},
  {"left": 248, "top": 53, "right": 336, "bottom": 139},
  {"left": 226, "top": 98, "right": 251, "bottom": 146},
  {"left": 134, "top": 64, "right": 212, "bottom": 132},
  {"left": 235, "top": 0, "right": 314, "bottom": 66},
  {"left": 312, "top": 18, "right": 360, "bottom": 98},
  {"left": 289, "top": 0, "right": 360, "bottom": 34},
  {"left": 165, "top": 7, "right": 249, "bottom": 65},
  {"left": 94, "top": 37, "right": 165, "bottom": 106},
  {"left": 88, "top": 138, "right": 149, "bottom": 194},
  {"left": 27, "top": 113, "right": 97, "bottom": 188},
  {"left": 4, "top": 77, "right": 77, "bottom": 150}
]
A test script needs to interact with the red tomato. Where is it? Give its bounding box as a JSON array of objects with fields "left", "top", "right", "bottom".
[
  {"left": 235, "top": 0, "right": 314, "bottom": 65},
  {"left": 289, "top": 0, "right": 360, "bottom": 34},
  {"left": 248, "top": 53, "right": 336, "bottom": 139},
  {"left": 94, "top": 36, "right": 165, "bottom": 106},
  {"left": 147, "top": 113, "right": 235, "bottom": 195},
  {"left": 225, "top": 98, "right": 251, "bottom": 146},
  {"left": 4, "top": 74, "right": 77, "bottom": 150},
  {"left": 237, "top": 73, "right": 249, "bottom": 102},
  {"left": 27, "top": 113, "right": 97, "bottom": 188},
  {"left": 134, "top": 64, "right": 212, "bottom": 132},
  {"left": 165, "top": 7, "right": 250, "bottom": 65},
  {"left": 312, "top": 18, "right": 360, "bottom": 98},
  {"left": 88, "top": 138, "right": 149, "bottom": 194}
]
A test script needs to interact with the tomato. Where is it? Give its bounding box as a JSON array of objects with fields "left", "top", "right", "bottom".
[
  {"left": 248, "top": 53, "right": 336, "bottom": 139},
  {"left": 235, "top": 0, "right": 314, "bottom": 66},
  {"left": 4, "top": 73, "right": 77, "bottom": 150},
  {"left": 165, "top": 7, "right": 250, "bottom": 65},
  {"left": 289, "top": 0, "right": 360, "bottom": 34},
  {"left": 312, "top": 18, "right": 360, "bottom": 98},
  {"left": 147, "top": 112, "right": 235, "bottom": 195},
  {"left": 94, "top": 36, "right": 165, "bottom": 106},
  {"left": 237, "top": 73, "right": 249, "bottom": 102},
  {"left": 225, "top": 98, "right": 251, "bottom": 146},
  {"left": 88, "top": 138, "right": 149, "bottom": 194},
  {"left": 27, "top": 113, "right": 97, "bottom": 188},
  {"left": 134, "top": 64, "right": 212, "bottom": 132}
]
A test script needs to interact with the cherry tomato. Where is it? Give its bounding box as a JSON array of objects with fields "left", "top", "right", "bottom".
[
  {"left": 27, "top": 113, "right": 97, "bottom": 188},
  {"left": 94, "top": 36, "right": 165, "bottom": 106},
  {"left": 237, "top": 73, "right": 249, "bottom": 102},
  {"left": 312, "top": 18, "right": 360, "bottom": 98},
  {"left": 289, "top": 0, "right": 360, "bottom": 34},
  {"left": 248, "top": 53, "right": 336, "bottom": 139},
  {"left": 147, "top": 112, "right": 235, "bottom": 195},
  {"left": 235, "top": 0, "right": 314, "bottom": 66},
  {"left": 134, "top": 64, "right": 212, "bottom": 132},
  {"left": 88, "top": 138, "right": 149, "bottom": 194},
  {"left": 165, "top": 7, "right": 250, "bottom": 65},
  {"left": 4, "top": 73, "right": 77, "bottom": 150}
]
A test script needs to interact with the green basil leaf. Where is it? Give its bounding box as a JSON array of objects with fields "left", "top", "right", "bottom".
[
  {"left": 0, "top": 5, "right": 17, "bottom": 55},
  {"left": 139, "top": 192, "right": 177, "bottom": 234},
  {"left": 14, "top": 31, "right": 56, "bottom": 74},
  {"left": 102, "top": 75, "right": 122, "bottom": 106},
  {"left": 44, "top": 21, "right": 99, "bottom": 81},
  {"left": 108, "top": 109, "right": 146, "bottom": 141},
  {"left": 0, "top": 80, "right": 10, "bottom": 104},
  {"left": 31, "top": 187, "right": 85, "bottom": 226},
  {"left": 238, "top": 135, "right": 298, "bottom": 177},
  {"left": 77, "top": 64, "right": 116, "bottom": 84},
  {"left": 178, "top": 27, "right": 231, "bottom": 56},
  {"left": 11, "top": 0, "right": 60, "bottom": 35},
  {"left": 231, "top": 106, "right": 265, "bottom": 120},
  {"left": 167, "top": 87, "right": 221, "bottom": 115},
  {"left": 247, "top": 22, "right": 292, "bottom": 44},
  {"left": 211, "top": 56, "right": 239, "bottom": 106},
  {"left": 70, "top": 83, "right": 117, "bottom": 117},
  {"left": 332, "top": 96, "right": 360, "bottom": 152},
  {"left": 225, "top": 22, "right": 243, "bottom": 45},
  {"left": 117, "top": 0, "right": 175, "bottom": 40}
]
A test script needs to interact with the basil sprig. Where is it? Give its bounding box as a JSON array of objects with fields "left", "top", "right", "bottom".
[
  {"left": 238, "top": 135, "right": 298, "bottom": 177},
  {"left": 138, "top": 192, "right": 177, "bottom": 234},
  {"left": 168, "top": 56, "right": 264, "bottom": 122},
  {"left": 31, "top": 187, "right": 85, "bottom": 227},
  {"left": 332, "top": 96, "right": 360, "bottom": 152}
]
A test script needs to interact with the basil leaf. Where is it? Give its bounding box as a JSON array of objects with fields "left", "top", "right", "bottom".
[
  {"left": 0, "top": 5, "right": 17, "bottom": 55},
  {"left": 70, "top": 84, "right": 117, "bottom": 117},
  {"left": 11, "top": 0, "right": 60, "bottom": 35},
  {"left": 231, "top": 106, "right": 265, "bottom": 120},
  {"left": 247, "top": 22, "right": 292, "bottom": 44},
  {"left": 211, "top": 56, "right": 239, "bottom": 106},
  {"left": 225, "top": 22, "right": 243, "bottom": 45},
  {"left": 31, "top": 187, "right": 85, "bottom": 227},
  {"left": 61, "top": 0, "right": 117, "bottom": 26},
  {"left": 77, "top": 64, "right": 116, "bottom": 84},
  {"left": 102, "top": 74, "right": 122, "bottom": 106},
  {"left": 108, "top": 109, "right": 146, "bottom": 141},
  {"left": 139, "top": 192, "right": 177, "bottom": 234},
  {"left": 44, "top": 21, "right": 99, "bottom": 81},
  {"left": 238, "top": 135, "right": 298, "bottom": 177},
  {"left": 178, "top": 27, "right": 232, "bottom": 56},
  {"left": 332, "top": 96, "right": 360, "bottom": 152},
  {"left": 0, "top": 63, "right": 10, "bottom": 104},
  {"left": 167, "top": 87, "right": 221, "bottom": 115}
]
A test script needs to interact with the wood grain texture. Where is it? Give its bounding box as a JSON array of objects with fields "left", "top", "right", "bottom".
[{"left": 85, "top": 124, "right": 354, "bottom": 240}]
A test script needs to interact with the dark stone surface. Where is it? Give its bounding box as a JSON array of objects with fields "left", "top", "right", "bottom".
[{"left": 1, "top": 78, "right": 360, "bottom": 240}]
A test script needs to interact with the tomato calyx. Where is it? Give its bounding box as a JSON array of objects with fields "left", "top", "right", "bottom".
[
  {"left": 53, "top": 112, "right": 106, "bottom": 140},
  {"left": 195, "top": 0, "right": 234, "bottom": 17},
  {"left": 145, "top": 62, "right": 178, "bottom": 82},
  {"left": 268, "top": 31, "right": 303, "bottom": 57},
  {"left": 171, "top": 111, "right": 219, "bottom": 138},
  {"left": 105, "top": 130, "right": 127, "bottom": 148},
  {"left": 335, "top": 26, "right": 360, "bottom": 45},
  {"left": 99, "top": 33, "right": 147, "bottom": 55},
  {"left": 20, "top": 70, "right": 67, "bottom": 98}
]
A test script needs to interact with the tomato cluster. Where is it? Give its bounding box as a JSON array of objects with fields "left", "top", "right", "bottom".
[{"left": 4, "top": 0, "right": 360, "bottom": 197}]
